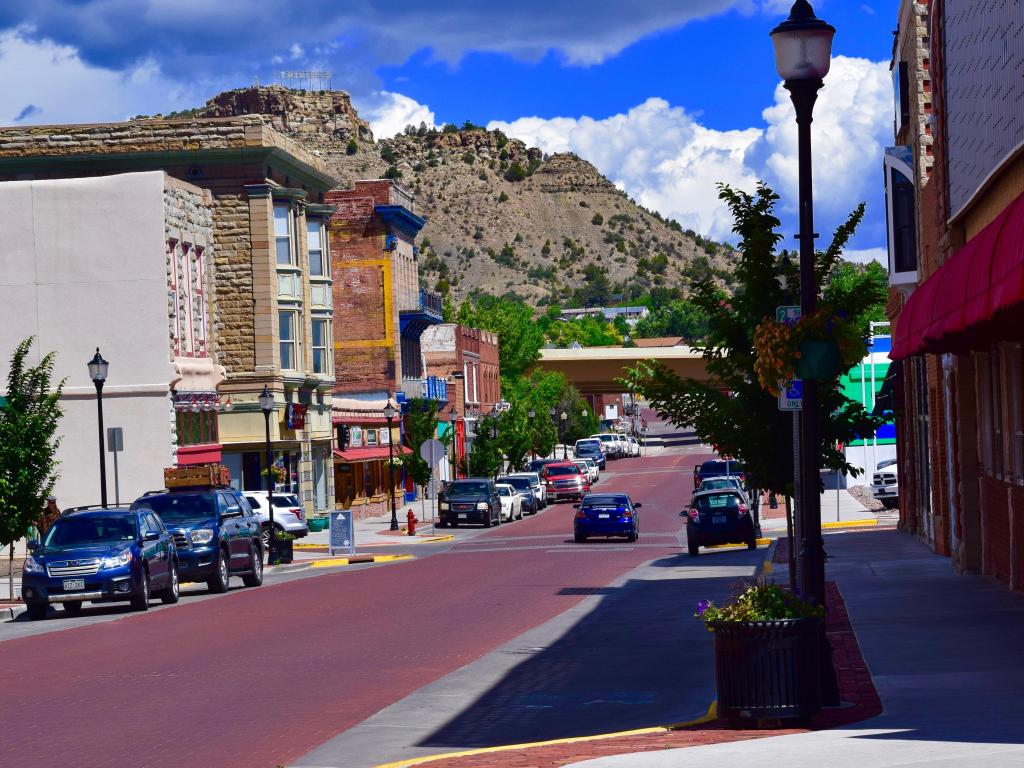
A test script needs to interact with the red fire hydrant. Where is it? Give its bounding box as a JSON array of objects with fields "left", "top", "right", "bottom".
[{"left": 407, "top": 509, "right": 418, "bottom": 536}]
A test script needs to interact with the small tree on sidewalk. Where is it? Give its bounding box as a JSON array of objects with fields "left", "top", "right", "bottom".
[
  {"left": 0, "top": 338, "right": 65, "bottom": 598},
  {"left": 400, "top": 398, "right": 440, "bottom": 494}
]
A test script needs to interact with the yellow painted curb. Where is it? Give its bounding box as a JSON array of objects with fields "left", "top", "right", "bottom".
[
  {"left": 822, "top": 518, "right": 877, "bottom": 529},
  {"left": 309, "top": 554, "right": 414, "bottom": 569},
  {"left": 705, "top": 538, "right": 771, "bottom": 550},
  {"left": 372, "top": 702, "right": 717, "bottom": 768},
  {"left": 294, "top": 534, "right": 453, "bottom": 551},
  {"left": 294, "top": 543, "right": 326, "bottom": 550}
]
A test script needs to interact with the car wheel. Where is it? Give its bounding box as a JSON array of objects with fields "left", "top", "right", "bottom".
[
  {"left": 627, "top": 532, "right": 638, "bottom": 543},
  {"left": 131, "top": 570, "right": 151, "bottom": 611},
  {"left": 260, "top": 524, "right": 271, "bottom": 551},
  {"left": 747, "top": 537, "right": 758, "bottom": 551},
  {"left": 63, "top": 601, "right": 83, "bottom": 617},
  {"left": 159, "top": 562, "right": 181, "bottom": 604},
  {"left": 437, "top": 520, "right": 447, "bottom": 528},
  {"left": 688, "top": 540, "right": 700, "bottom": 557},
  {"left": 243, "top": 544, "right": 263, "bottom": 587},
  {"left": 574, "top": 532, "right": 587, "bottom": 543},
  {"left": 517, "top": 507, "right": 524, "bottom": 520},
  {"left": 483, "top": 512, "right": 492, "bottom": 528},
  {"left": 26, "top": 602, "right": 48, "bottom": 620},
  {"left": 207, "top": 550, "right": 230, "bottom": 593}
]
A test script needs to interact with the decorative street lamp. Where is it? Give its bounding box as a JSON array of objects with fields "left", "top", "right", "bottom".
[
  {"left": 448, "top": 404, "right": 458, "bottom": 481},
  {"left": 259, "top": 385, "right": 277, "bottom": 564},
  {"left": 560, "top": 410, "right": 568, "bottom": 460},
  {"left": 383, "top": 401, "right": 400, "bottom": 531},
  {"left": 770, "top": 0, "right": 834, "bottom": 608},
  {"left": 527, "top": 408, "right": 536, "bottom": 460},
  {"left": 87, "top": 348, "right": 109, "bottom": 507}
]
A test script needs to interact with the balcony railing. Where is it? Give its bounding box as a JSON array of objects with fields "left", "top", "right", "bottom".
[
  {"left": 400, "top": 375, "right": 448, "bottom": 403},
  {"left": 420, "top": 288, "right": 443, "bottom": 316}
]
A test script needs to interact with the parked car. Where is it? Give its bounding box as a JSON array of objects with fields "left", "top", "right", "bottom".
[
  {"left": 133, "top": 487, "right": 264, "bottom": 592},
  {"left": 591, "top": 433, "right": 622, "bottom": 459},
  {"left": 693, "top": 459, "right": 746, "bottom": 490},
  {"left": 613, "top": 433, "right": 630, "bottom": 457},
  {"left": 507, "top": 471, "right": 547, "bottom": 508},
  {"left": 574, "top": 438, "right": 607, "bottom": 470},
  {"left": 683, "top": 489, "right": 756, "bottom": 556},
  {"left": 627, "top": 436, "right": 641, "bottom": 457},
  {"left": 21, "top": 505, "right": 180, "bottom": 620},
  {"left": 438, "top": 479, "right": 502, "bottom": 527},
  {"left": 574, "top": 493, "right": 641, "bottom": 543},
  {"left": 528, "top": 458, "right": 561, "bottom": 475},
  {"left": 698, "top": 476, "right": 747, "bottom": 498},
  {"left": 547, "top": 444, "right": 575, "bottom": 461},
  {"left": 243, "top": 491, "right": 309, "bottom": 548},
  {"left": 498, "top": 475, "right": 539, "bottom": 514},
  {"left": 496, "top": 483, "right": 524, "bottom": 521},
  {"left": 871, "top": 459, "right": 899, "bottom": 508},
  {"left": 573, "top": 458, "right": 599, "bottom": 485},
  {"left": 542, "top": 461, "right": 589, "bottom": 502}
]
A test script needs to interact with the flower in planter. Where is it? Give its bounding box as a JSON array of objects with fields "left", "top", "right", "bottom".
[
  {"left": 274, "top": 529, "right": 296, "bottom": 541},
  {"left": 695, "top": 581, "right": 823, "bottom": 630}
]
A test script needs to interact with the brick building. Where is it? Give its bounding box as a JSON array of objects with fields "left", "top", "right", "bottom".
[
  {"left": 888, "top": 0, "right": 1024, "bottom": 591},
  {"left": 422, "top": 324, "right": 501, "bottom": 475},
  {"left": 0, "top": 116, "right": 339, "bottom": 515},
  {"left": 326, "top": 180, "right": 444, "bottom": 514}
]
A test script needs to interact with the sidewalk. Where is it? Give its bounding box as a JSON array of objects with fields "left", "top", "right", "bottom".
[{"left": 760, "top": 488, "right": 884, "bottom": 533}]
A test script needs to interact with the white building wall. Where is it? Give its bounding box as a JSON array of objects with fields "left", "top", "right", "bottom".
[{"left": 0, "top": 172, "right": 176, "bottom": 508}]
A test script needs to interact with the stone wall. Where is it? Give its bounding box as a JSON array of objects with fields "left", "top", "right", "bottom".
[{"left": 164, "top": 176, "right": 215, "bottom": 360}]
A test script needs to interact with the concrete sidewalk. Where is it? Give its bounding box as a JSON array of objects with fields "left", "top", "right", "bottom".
[
  {"left": 760, "top": 489, "right": 880, "bottom": 533},
  {"left": 568, "top": 528, "right": 1024, "bottom": 767}
]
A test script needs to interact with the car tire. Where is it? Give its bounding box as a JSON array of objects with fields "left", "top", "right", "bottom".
[
  {"left": 260, "top": 524, "right": 271, "bottom": 551},
  {"left": 437, "top": 520, "right": 447, "bottom": 528},
  {"left": 207, "top": 550, "right": 230, "bottom": 594},
  {"left": 627, "top": 532, "right": 638, "bottom": 543},
  {"left": 483, "top": 513, "right": 492, "bottom": 528},
  {"left": 26, "top": 602, "right": 48, "bottom": 620},
  {"left": 63, "top": 601, "right": 82, "bottom": 617},
  {"left": 517, "top": 507, "right": 523, "bottom": 520},
  {"left": 574, "top": 532, "right": 587, "bottom": 543},
  {"left": 242, "top": 544, "right": 263, "bottom": 588},
  {"left": 747, "top": 537, "right": 758, "bottom": 551},
  {"left": 131, "top": 570, "right": 151, "bottom": 611},
  {"left": 688, "top": 540, "right": 700, "bottom": 557},
  {"left": 159, "top": 562, "right": 181, "bottom": 604}
]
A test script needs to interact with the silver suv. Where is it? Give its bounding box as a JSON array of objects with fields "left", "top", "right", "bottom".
[{"left": 243, "top": 491, "right": 309, "bottom": 548}]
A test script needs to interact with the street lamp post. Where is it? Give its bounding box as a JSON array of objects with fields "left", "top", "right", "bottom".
[
  {"left": 258, "top": 385, "right": 277, "bottom": 565},
  {"left": 384, "top": 402, "right": 399, "bottom": 531},
  {"left": 560, "top": 411, "right": 568, "bottom": 460},
  {"left": 771, "top": 0, "right": 834, "bottom": 607},
  {"left": 527, "top": 408, "right": 536, "bottom": 460},
  {"left": 87, "top": 348, "right": 110, "bottom": 507},
  {"left": 448, "top": 404, "right": 458, "bottom": 482}
]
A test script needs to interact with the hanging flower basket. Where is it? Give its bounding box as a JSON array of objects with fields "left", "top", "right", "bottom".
[
  {"left": 261, "top": 465, "right": 287, "bottom": 483},
  {"left": 753, "top": 309, "right": 867, "bottom": 394}
]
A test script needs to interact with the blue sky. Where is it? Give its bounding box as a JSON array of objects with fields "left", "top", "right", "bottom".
[{"left": 0, "top": 1, "right": 897, "bottom": 260}]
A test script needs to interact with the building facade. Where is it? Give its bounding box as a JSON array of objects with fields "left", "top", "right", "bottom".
[
  {"left": 0, "top": 116, "right": 339, "bottom": 515},
  {"left": 889, "top": 0, "right": 1024, "bottom": 590}
]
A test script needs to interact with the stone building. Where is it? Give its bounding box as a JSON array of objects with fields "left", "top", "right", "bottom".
[
  {"left": 888, "top": 0, "right": 1024, "bottom": 591},
  {"left": 0, "top": 115, "right": 339, "bottom": 515}
]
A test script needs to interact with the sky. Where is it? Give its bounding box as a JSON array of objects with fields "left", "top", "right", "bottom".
[{"left": 0, "top": 0, "right": 898, "bottom": 262}]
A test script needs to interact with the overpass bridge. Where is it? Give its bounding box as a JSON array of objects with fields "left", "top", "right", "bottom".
[{"left": 534, "top": 346, "right": 712, "bottom": 395}]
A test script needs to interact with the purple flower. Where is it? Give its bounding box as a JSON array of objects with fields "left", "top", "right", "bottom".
[{"left": 696, "top": 599, "right": 711, "bottom": 615}]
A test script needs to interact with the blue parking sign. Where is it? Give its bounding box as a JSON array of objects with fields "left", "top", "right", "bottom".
[{"left": 778, "top": 379, "right": 803, "bottom": 411}]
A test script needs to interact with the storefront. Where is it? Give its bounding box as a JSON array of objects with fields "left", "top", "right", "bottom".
[{"left": 332, "top": 400, "right": 410, "bottom": 520}]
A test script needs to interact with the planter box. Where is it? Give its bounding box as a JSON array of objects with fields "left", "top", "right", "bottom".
[
  {"left": 307, "top": 517, "right": 328, "bottom": 532},
  {"left": 711, "top": 617, "right": 821, "bottom": 722},
  {"left": 271, "top": 538, "right": 294, "bottom": 564},
  {"left": 795, "top": 341, "right": 840, "bottom": 380}
]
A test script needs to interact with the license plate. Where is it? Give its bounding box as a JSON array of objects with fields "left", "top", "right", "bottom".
[
  {"left": 63, "top": 579, "right": 85, "bottom": 591},
  {"left": 712, "top": 515, "right": 727, "bottom": 524},
  {"left": 598, "top": 514, "right": 611, "bottom": 519},
  {"left": 458, "top": 513, "right": 468, "bottom": 519}
]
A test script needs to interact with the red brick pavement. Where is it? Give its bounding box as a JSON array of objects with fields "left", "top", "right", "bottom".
[{"left": 418, "top": 580, "right": 881, "bottom": 768}]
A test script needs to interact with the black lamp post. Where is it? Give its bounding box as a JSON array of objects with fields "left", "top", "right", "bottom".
[
  {"left": 448, "top": 404, "right": 458, "bottom": 481},
  {"left": 384, "top": 402, "right": 399, "bottom": 531},
  {"left": 560, "top": 411, "right": 568, "bottom": 460},
  {"left": 258, "top": 385, "right": 277, "bottom": 564},
  {"left": 87, "top": 348, "right": 109, "bottom": 507},
  {"left": 771, "top": 0, "right": 834, "bottom": 607}
]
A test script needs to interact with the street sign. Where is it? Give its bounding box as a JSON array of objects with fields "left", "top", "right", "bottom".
[
  {"left": 776, "top": 305, "right": 801, "bottom": 323},
  {"left": 107, "top": 427, "right": 123, "bottom": 452},
  {"left": 419, "top": 439, "right": 445, "bottom": 466},
  {"left": 778, "top": 379, "right": 803, "bottom": 411},
  {"left": 329, "top": 509, "right": 355, "bottom": 556}
]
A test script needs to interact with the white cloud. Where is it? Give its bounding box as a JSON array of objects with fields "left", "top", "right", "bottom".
[
  {"left": 491, "top": 55, "right": 891, "bottom": 248},
  {"left": 844, "top": 247, "right": 886, "bottom": 265},
  {"left": 358, "top": 91, "right": 436, "bottom": 140}
]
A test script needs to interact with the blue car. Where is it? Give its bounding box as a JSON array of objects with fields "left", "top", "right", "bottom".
[
  {"left": 21, "top": 506, "right": 179, "bottom": 620},
  {"left": 573, "top": 493, "right": 641, "bottom": 543}
]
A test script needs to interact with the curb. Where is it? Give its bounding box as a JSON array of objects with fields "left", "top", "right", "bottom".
[
  {"left": 822, "top": 519, "right": 877, "bottom": 529},
  {"left": 293, "top": 534, "right": 454, "bottom": 551},
  {"left": 1, "top": 604, "right": 25, "bottom": 621},
  {"left": 306, "top": 553, "right": 414, "bottom": 569},
  {"left": 372, "top": 702, "right": 718, "bottom": 768},
  {"left": 705, "top": 537, "right": 772, "bottom": 550}
]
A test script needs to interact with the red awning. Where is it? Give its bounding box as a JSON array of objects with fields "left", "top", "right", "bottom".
[
  {"left": 333, "top": 446, "right": 412, "bottom": 462},
  {"left": 891, "top": 273, "right": 939, "bottom": 360},
  {"left": 988, "top": 191, "right": 1024, "bottom": 319}
]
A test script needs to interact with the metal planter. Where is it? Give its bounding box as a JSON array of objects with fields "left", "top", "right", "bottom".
[{"left": 711, "top": 617, "right": 821, "bottom": 722}]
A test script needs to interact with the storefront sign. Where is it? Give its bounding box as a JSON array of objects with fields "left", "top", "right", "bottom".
[
  {"left": 285, "top": 402, "right": 307, "bottom": 430},
  {"left": 329, "top": 509, "right": 355, "bottom": 556}
]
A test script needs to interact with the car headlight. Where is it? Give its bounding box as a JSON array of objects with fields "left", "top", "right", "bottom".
[
  {"left": 101, "top": 550, "right": 132, "bottom": 569},
  {"left": 439, "top": 502, "right": 450, "bottom": 510},
  {"left": 190, "top": 529, "right": 215, "bottom": 545},
  {"left": 476, "top": 502, "right": 489, "bottom": 510},
  {"left": 24, "top": 554, "right": 45, "bottom": 574}
]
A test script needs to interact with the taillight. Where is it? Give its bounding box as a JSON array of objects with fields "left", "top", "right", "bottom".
[
  {"left": 575, "top": 509, "right": 586, "bottom": 519},
  {"left": 738, "top": 504, "right": 749, "bottom": 515},
  {"left": 688, "top": 508, "right": 699, "bottom": 519}
]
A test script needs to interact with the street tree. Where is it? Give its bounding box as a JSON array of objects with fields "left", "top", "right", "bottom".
[
  {"left": 400, "top": 398, "right": 440, "bottom": 489},
  {"left": 624, "top": 183, "right": 882, "bottom": 495},
  {"left": 0, "top": 337, "right": 65, "bottom": 595}
]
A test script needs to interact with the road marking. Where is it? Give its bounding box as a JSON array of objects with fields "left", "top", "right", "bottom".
[{"left": 372, "top": 701, "right": 717, "bottom": 768}]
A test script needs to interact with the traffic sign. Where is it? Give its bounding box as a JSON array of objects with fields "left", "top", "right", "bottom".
[
  {"left": 776, "top": 305, "right": 801, "bottom": 323},
  {"left": 419, "top": 439, "right": 445, "bottom": 467},
  {"left": 778, "top": 379, "right": 803, "bottom": 411}
]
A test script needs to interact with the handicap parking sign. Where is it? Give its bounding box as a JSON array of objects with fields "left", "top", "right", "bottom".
[{"left": 778, "top": 379, "right": 803, "bottom": 411}]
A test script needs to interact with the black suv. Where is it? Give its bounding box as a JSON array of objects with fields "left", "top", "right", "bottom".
[
  {"left": 132, "top": 487, "right": 263, "bottom": 592},
  {"left": 683, "top": 489, "right": 756, "bottom": 556},
  {"left": 438, "top": 479, "right": 501, "bottom": 528}
]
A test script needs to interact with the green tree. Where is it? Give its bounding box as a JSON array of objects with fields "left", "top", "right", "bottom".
[
  {"left": 457, "top": 295, "right": 545, "bottom": 381},
  {"left": 824, "top": 259, "right": 889, "bottom": 328},
  {"left": 0, "top": 337, "right": 65, "bottom": 593},
  {"left": 504, "top": 162, "right": 527, "bottom": 182},
  {"left": 624, "top": 183, "right": 882, "bottom": 494},
  {"left": 400, "top": 399, "right": 440, "bottom": 488},
  {"left": 468, "top": 415, "right": 504, "bottom": 478},
  {"left": 632, "top": 299, "right": 711, "bottom": 342}
]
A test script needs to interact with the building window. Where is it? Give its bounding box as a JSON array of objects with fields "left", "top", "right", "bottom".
[
  {"left": 308, "top": 220, "right": 326, "bottom": 277},
  {"left": 279, "top": 309, "right": 300, "bottom": 370},
  {"left": 366, "top": 429, "right": 378, "bottom": 447},
  {"left": 312, "top": 317, "right": 331, "bottom": 375},
  {"left": 379, "top": 426, "right": 390, "bottom": 445},
  {"left": 275, "top": 203, "right": 294, "bottom": 266},
  {"left": 350, "top": 426, "right": 363, "bottom": 447},
  {"left": 893, "top": 61, "right": 910, "bottom": 133}
]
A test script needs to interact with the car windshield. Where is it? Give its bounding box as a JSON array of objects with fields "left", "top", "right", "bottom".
[
  {"left": 702, "top": 478, "right": 740, "bottom": 490},
  {"left": 583, "top": 495, "right": 630, "bottom": 509},
  {"left": 449, "top": 481, "right": 489, "bottom": 495},
  {"left": 695, "top": 493, "right": 740, "bottom": 511},
  {"left": 45, "top": 515, "right": 137, "bottom": 546},
  {"left": 701, "top": 461, "right": 743, "bottom": 476},
  {"left": 139, "top": 493, "right": 216, "bottom": 524},
  {"left": 501, "top": 477, "right": 531, "bottom": 491},
  {"left": 497, "top": 486, "right": 512, "bottom": 496},
  {"left": 545, "top": 465, "right": 578, "bottom": 476}
]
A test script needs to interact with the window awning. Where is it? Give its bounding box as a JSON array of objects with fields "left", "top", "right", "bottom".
[
  {"left": 891, "top": 188, "right": 1024, "bottom": 360},
  {"left": 333, "top": 446, "right": 412, "bottom": 462}
]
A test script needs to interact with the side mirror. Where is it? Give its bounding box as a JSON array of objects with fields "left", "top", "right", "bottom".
[
  {"left": 634, "top": 503, "right": 642, "bottom": 509},
  {"left": 221, "top": 505, "right": 242, "bottom": 519},
  {"left": 572, "top": 503, "right": 581, "bottom": 509},
  {"left": 143, "top": 531, "right": 160, "bottom": 542},
  {"left": 678, "top": 510, "right": 686, "bottom": 517},
  {"left": 27, "top": 540, "right": 39, "bottom": 552}
]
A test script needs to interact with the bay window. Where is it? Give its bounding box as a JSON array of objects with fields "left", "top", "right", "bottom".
[
  {"left": 312, "top": 317, "right": 331, "bottom": 375},
  {"left": 275, "top": 203, "right": 294, "bottom": 266},
  {"left": 279, "top": 308, "right": 300, "bottom": 370}
]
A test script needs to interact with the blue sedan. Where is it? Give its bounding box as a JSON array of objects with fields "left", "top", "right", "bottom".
[{"left": 573, "top": 493, "right": 641, "bottom": 543}]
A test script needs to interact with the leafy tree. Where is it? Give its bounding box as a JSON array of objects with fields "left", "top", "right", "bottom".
[
  {"left": 400, "top": 398, "right": 440, "bottom": 488},
  {"left": 824, "top": 259, "right": 889, "bottom": 328},
  {"left": 457, "top": 295, "right": 545, "bottom": 381},
  {"left": 383, "top": 166, "right": 402, "bottom": 180},
  {"left": 632, "top": 299, "right": 711, "bottom": 342},
  {"left": 571, "top": 264, "right": 613, "bottom": 307},
  {"left": 504, "top": 162, "right": 527, "bottom": 182},
  {"left": 624, "top": 183, "right": 882, "bottom": 494},
  {"left": 0, "top": 337, "right": 65, "bottom": 594},
  {"left": 380, "top": 144, "right": 397, "bottom": 164},
  {"left": 591, "top": 212, "right": 604, "bottom": 226},
  {"left": 468, "top": 415, "right": 504, "bottom": 478},
  {"left": 544, "top": 316, "right": 622, "bottom": 348}
]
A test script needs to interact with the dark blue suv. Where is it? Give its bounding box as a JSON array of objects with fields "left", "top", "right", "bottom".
[
  {"left": 21, "top": 506, "right": 180, "bottom": 620},
  {"left": 133, "top": 487, "right": 263, "bottom": 592}
]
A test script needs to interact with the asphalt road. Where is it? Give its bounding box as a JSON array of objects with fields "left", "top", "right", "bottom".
[{"left": 2, "top": 446, "right": 766, "bottom": 768}]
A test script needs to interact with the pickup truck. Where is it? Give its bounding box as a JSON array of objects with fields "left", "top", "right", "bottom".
[{"left": 871, "top": 460, "right": 899, "bottom": 508}]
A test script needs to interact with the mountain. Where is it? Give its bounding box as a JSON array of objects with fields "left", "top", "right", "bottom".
[{"left": 195, "top": 86, "right": 736, "bottom": 305}]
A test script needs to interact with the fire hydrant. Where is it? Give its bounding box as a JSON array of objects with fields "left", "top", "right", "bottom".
[{"left": 407, "top": 509, "right": 418, "bottom": 536}]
